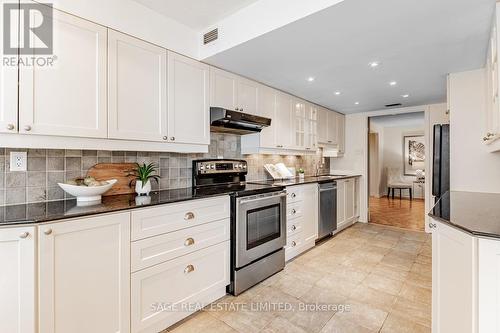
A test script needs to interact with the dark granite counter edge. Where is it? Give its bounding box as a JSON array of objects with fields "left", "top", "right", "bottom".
[{"left": 0, "top": 191, "right": 230, "bottom": 227}]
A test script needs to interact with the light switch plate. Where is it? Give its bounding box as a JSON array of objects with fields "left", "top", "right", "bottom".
[{"left": 10, "top": 152, "right": 27, "bottom": 171}]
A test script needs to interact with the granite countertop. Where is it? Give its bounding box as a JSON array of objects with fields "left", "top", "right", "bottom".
[
  {"left": 249, "top": 174, "right": 361, "bottom": 187},
  {"left": 0, "top": 188, "right": 229, "bottom": 226},
  {"left": 429, "top": 191, "right": 500, "bottom": 239}
]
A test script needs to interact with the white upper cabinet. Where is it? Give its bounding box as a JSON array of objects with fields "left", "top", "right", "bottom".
[
  {"left": 258, "top": 85, "right": 277, "bottom": 148},
  {"left": 38, "top": 213, "right": 130, "bottom": 333},
  {"left": 317, "top": 107, "right": 328, "bottom": 143},
  {"left": 168, "top": 51, "right": 209, "bottom": 145},
  {"left": 327, "top": 110, "right": 338, "bottom": 145},
  {"left": 337, "top": 113, "right": 345, "bottom": 153},
  {"left": 0, "top": 0, "right": 18, "bottom": 134},
  {"left": 210, "top": 67, "right": 238, "bottom": 111},
  {"left": 210, "top": 67, "right": 259, "bottom": 115},
  {"left": 275, "top": 92, "right": 293, "bottom": 149},
  {"left": 237, "top": 78, "right": 259, "bottom": 115},
  {"left": 19, "top": 7, "right": 107, "bottom": 138},
  {"left": 305, "top": 103, "right": 318, "bottom": 150},
  {"left": 0, "top": 226, "right": 36, "bottom": 333},
  {"left": 293, "top": 99, "right": 306, "bottom": 149},
  {"left": 108, "top": 30, "right": 167, "bottom": 142}
]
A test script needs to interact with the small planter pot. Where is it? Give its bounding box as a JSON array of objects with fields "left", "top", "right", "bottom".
[
  {"left": 135, "top": 180, "right": 152, "bottom": 196},
  {"left": 298, "top": 173, "right": 305, "bottom": 179}
]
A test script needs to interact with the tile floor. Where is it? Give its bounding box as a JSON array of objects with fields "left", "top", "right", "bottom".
[{"left": 165, "top": 222, "right": 432, "bottom": 333}]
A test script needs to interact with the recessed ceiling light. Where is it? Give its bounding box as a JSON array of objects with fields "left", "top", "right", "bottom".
[
  {"left": 369, "top": 61, "right": 380, "bottom": 68},
  {"left": 401, "top": 94, "right": 410, "bottom": 98},
  {"left": 307, "top": 77, "right": 315, "bottom": 82},
  {"left": 354, "top": 102, "right": 360, "bottom": 105},
  {"left": 334, "top": 91, "right": 341, "bottom": 95},
  {"left": 389, "top": 81, "right": 397, "bottom": 86}
]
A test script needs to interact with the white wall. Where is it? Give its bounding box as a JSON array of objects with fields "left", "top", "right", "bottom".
[
  {"left": 46, "top": 0, "right": 199, "bottom": 58},
  {"left": 331, "top": 104, "right": 443, "bottom": 224},
  {"left": 449, "top": 68, "right": 500, "bottom": 193}
]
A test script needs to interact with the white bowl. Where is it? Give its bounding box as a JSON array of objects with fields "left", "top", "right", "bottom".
[{"left": 58, "top": 179, "right": 117, "bottom": 204}]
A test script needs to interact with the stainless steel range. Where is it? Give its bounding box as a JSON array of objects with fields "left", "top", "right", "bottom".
[{"left": 192, "top": 159, "right": 286, "bottom": 295}]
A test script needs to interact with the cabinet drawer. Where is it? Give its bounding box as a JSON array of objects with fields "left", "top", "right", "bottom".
[
  {"left": 287, "top": 187, "right": 303, "bottom": 203},
  {"left": 286, "top": 218, "right": 303, "bottom": 237},
  {"left": 131, "top": 241, "right": 229, "bottom": 332},
  {"left": 131, "top": 196, "right": 230, "bottom": 240},
  {"left": 285, "top": 232, "right": 303, "bottom": 261},
  {"left": 131, "top": 219, "right": 230, "bottom": 272},
  {"left": 287, "top": 201, "right": 303, "bottom": 220}
]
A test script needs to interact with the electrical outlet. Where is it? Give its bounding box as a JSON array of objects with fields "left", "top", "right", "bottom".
[{"left": 10, "top": 152, "right": 27, "bottom": 172}]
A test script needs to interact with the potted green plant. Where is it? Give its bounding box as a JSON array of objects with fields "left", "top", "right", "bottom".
[
  {"left": 298, "top": 168, "right": 305, "bottom": 179},
  {"left": 132, "top": 163, "right": 160, "bottom": 196}
]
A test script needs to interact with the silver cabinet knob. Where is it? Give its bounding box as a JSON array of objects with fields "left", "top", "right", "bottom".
[
  {"left": 170, "top": 137, "right": 175, "bottom": 141},
  {"left": 184, "top": 264, "right": 195, "bottom": 274},
  {"left": 163, "top": 136, "right": 168, "bottom": 140},
  {"left": 184, "top": 212, "right": 195, "bottom": 220},
  {"left": 184, "top": 237, "right": 195, "bottom": 246},
  {"left": 291, "top": 225, "right": 296, "bottom": 231},
  {"left": 291, "top": 241, "right": 296, "bottom": 247},
  {"left": 429, "top": 223, "right": 437, "bottom": 229},
  {"left": 291, "top": 193, "right": 296, "bottom": 198},
  {"left": 6, "top": 124, "right": 15, "bottom": 131},
  {"left": 44, "top": 229, "right": 52, "bottom": 235},
  {"left": 19, "top": 231, "right": 29, "bottom": 239},
  {"left": 24, "top": 125, "right": 32, "bottom": 131},
  {"left": 291, "top": 209, "right": 296, "bottom": 214}
]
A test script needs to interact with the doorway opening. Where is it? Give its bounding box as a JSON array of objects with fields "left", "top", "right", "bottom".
[{"left": 368, "top": 112, "right": 426, "bottom": 231}]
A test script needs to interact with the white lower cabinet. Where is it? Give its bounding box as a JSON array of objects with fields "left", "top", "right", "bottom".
[
  {"left": 0, "top": 226, "right": 36, "bottom": 333},
  {"left": 38, "top": 213, "right": 131, "bottom": 333},
  {"left": 131, "top": 241, "right": 229, "bottom": 333},
  {"left": 336, "top": 178, "right": 359, "bottom": 231},
  {"left": 478, "top": 238, "right": 500, "bottom": 332},
  {"left": 285, "top": 184, "right": 318, "bottom": 261}
]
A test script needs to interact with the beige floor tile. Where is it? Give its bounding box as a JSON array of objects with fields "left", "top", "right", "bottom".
[
  {"left": 273, "top": 274, "right": 314, "bottom": 298},
  {"left": 415, "top": 254, "right": 432, "bottom": 265},
  {"left": 218, "top": 307, "right": 276, "bottom": 333},
  {"left": 349, "top": 285, "right": 397, "bottom": 312},
  {"left": 381, "top": 313, "right": 431, "bottom": 333},
  {"left": 299, "top": 285, "right": 347, "bottom": 306},
  {"left": 261, "top": 316, "right": 308, "bottom": 333},
  {"left": 169, "top": 311, "right": 236, "bottom": 333},
  {"left": 398, "top": 283, "right": 431, "bottom": 305},
  {"left": 314, "top": 275, "right": 359, "bottom": 298},
  {"left": 283, "top": 306, "right": 336, "bottom": 333},
  {"left": 380, "top": 253, "right": 415, "bottom": 271},
  {"left": 362, "top": 273, "right": 404, "bottom": 296},
  {"left": 393, "top": 240, "right": 424, "bottom": 255},
  {"left": 405, "top": 271, "right": 432, "bottom": 289},
  {"left": 320, "top": 314, "right": 376, "bottom": 333},
  {"left": 332, "top": 301, "right": 388, "bottom": 331},
  {"left": 372, "top": 263, "right": 410, "bottom": 281},
  {"left": 410, "top": 262, "right": 432, "bottom": 279},
  {"left": 391, "top": 297, "right": 431, "bottom": 328}
]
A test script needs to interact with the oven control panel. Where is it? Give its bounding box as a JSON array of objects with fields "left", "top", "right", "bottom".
[{"left": 195, "top": 160, "right": 247, "bottom": 174}]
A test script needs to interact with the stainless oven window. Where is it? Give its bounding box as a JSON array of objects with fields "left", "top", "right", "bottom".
[{"left": 246, "top": 204, "right": 281, "bottom": 250}]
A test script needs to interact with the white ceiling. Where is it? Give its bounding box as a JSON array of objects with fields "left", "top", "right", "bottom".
[
  {"left": 204, "top": 0, "right": 495, "bottom": 114},
  {"left": 370, "top": 112, "right": 424, "bottom": 128},
  {"left": 132, "top": 0, "right": 259, "bottom": 30}
]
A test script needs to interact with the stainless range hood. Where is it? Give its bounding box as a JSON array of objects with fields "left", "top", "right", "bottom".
[{"left": 210, "top": 107, "right": 272, "bottom": 135}]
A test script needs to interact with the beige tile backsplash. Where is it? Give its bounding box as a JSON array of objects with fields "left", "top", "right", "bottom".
[{"left": 0, "top": 133, "right": 329, "bottom": 205}]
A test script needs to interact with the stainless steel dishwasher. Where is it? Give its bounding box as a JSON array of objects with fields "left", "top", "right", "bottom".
[{"left": 318, "top": 181, "right": 337, "bottom": 239}]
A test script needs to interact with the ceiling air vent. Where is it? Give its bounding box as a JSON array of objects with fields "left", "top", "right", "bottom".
[
  {"left": 204, "top": 28, "right": 218, "bottom": 45},
  {"left": 385, "top": 103, "right": 402, "bottom": 108}
]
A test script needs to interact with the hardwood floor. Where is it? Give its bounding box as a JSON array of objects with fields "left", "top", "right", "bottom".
[{"left": 369, "top": 196, "right": 425, "bottom": 232}]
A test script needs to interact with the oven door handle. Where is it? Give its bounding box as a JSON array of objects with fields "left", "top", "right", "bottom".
[{"left": 237, "top": 191, "right": 286, "bottom": 204}]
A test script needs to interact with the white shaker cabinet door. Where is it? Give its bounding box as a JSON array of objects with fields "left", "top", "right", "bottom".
[
  {"left": 317, "top": 107, "right": 328, "bottom": 143},
  {"left": 327, "top": 111, "right": 338, "bottom": 144},
  {"left": 0, "top": 0, "right": 18, "bottom": 134},
  {"left": 236, "top": 78, "right": 259, "bottom": 115},
  {"left": 210, "top": 67, "right": 237, "bottom": 111},
  {"left": 108, "top": 30, "right": 167, "bottom": 141},
  {"left": 0, "top": 226, "right": 36, "bottom": 333},
  {"left": 258, "top": 85, "right": 277, "bottom": 148},
  {"left": 19, "top": 8, "right": 107, "bottom": 138},
  {"left": 168, "top": 51, "right": 209, "bottom": 144},
  {"left": 38, "top": 213, "right": 131, "bottom": 333},
  {"left": 275, "top": 92, "right": 293, "bottom": 149}
]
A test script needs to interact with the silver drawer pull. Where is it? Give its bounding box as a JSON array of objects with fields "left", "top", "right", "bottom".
[
  {"left": 184, "top": 238, "right": 195, "bottom": 246},
  {"left": 19, "top": 232, "right": 29, "bottom": 239},
  {"left": 291, "top": 225, "right": 296, "bottom": 231},
  {"left": 291, "top": 241, "right": 296, "bottom": 247},
  {"left": 44, "top": 229, "right": 52, "bottom": 235},
  {"left": 184, "top": 212, "right": 195, "bottom": 220},
  {"left": 184, "top": 264, "right": 195, "bottom": 274}
]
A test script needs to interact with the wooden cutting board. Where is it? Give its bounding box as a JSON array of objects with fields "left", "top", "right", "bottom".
[{"left": 86, "top": 163, "right": 137, "bottom": 196}]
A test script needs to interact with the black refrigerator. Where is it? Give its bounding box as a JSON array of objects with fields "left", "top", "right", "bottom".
[{"left": 432, "top": 124, "right": 450, "bottom": 203}]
